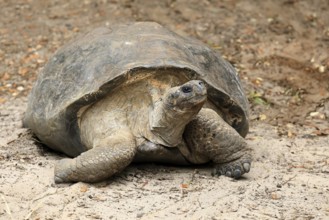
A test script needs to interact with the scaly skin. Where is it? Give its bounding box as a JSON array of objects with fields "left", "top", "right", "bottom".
[
  {"left": 182, "top": 108, "right": 252, "bottom": 179},
  {"left": 55, "top": 129, "right": 136, "bottom": 183}
]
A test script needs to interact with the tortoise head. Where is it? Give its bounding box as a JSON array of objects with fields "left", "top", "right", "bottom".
[
  {"left": 151, "top": 80, "right": 207, "bottom": 146},
  {"left": 164, "top": 80, "right": 207, "bottom": 112}
]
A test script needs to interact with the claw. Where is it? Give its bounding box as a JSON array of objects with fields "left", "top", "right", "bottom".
[
  {"left": 54, "top": 175, "right": 64, "bottom": 184},
  {"left": 243, "top": 163, "right": 250, "bottom": 173},
  {"left": 211, "top": 169, "right": 217, "bottom": 176},
  {"left": 233, "top": 169, "right": 242, "bottom": 179},
  {"left": 225, "top": 171, "right": 232, "bottom": 177}
]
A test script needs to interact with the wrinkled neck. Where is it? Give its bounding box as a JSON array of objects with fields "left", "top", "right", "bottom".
[{"left": 150, "top": 101, "right": 202, "bottom": 146}]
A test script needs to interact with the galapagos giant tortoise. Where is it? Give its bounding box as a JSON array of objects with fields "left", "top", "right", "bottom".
[{"left": 24, "top": 22, "right": 252, "bottom": 183}]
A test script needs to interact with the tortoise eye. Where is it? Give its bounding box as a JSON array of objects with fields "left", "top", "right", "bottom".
[{"left": 181, "top": 86, "right": 193, "bottom": 93}]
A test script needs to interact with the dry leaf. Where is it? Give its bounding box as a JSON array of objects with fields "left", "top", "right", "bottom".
[
  {"left": 1, "top": 72, "right": 10, "bottom": 80},
  {"left": 259, "top": 114, "right": 267, "bottom": 120},
  {"left": 80, "top": 185, "right": 88, "bottom": 192},
  {"left": 0, "top": 97, "right": 6, "bottom": 104},
  {"left": 18, "top": 67, "right": 29, "bottom": 76},
  {"left": 271, "top": 192, "right": 281, "bottom": 200}
]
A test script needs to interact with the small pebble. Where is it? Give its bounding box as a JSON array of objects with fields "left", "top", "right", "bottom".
[
  {"left": 318, "top": 65, "right": 326, "bottom": 73},
  {"left": 17, "top": 86, "right": 24, "bottom": 91},
  {"left": 136, "top": 213, "right": 144, "bottom": 218}
]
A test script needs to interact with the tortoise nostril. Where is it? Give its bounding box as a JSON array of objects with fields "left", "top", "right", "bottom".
[{"left": 197, "top": 81, "right": 206, "bottom": 90}]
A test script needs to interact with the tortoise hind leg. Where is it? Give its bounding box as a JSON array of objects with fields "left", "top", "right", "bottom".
[
  {"left": 182, "top": 108, "right": 252, "bottom": 179},
  {"left": 54, "top": 129, "right": 136, "bottom": 183}
]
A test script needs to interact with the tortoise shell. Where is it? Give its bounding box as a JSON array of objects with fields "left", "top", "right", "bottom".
[{"left": 24, "top": 22, "right": 249, "bottom": 156}]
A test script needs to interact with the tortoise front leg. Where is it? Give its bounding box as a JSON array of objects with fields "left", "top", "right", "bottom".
[
  {"left": 54, "top": 129, "right": 136, "bottom": 183},
  {"left": 182, "top": 108, "right": 252, "bottom": 179}
]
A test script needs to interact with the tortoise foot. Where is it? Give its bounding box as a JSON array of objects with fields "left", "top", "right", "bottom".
[
  {"left": 54, "top": 158, "right": 74, "bottom": 183},
  {"left": 212, "top": 155, "right": 251, "bottom": 179}
]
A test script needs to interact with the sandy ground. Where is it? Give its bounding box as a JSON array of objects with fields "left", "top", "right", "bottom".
[
  {"left": 1, "top": 0, "right": 329, "bottom": 219},
  {"left": 1, "top": 98, "right": 329, "bottom": 219}
]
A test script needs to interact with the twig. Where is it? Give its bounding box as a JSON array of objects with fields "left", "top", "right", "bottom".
[
  {"left": 1, "top": 194, "right": 13, "bottom": 220},
  {"left": 282, "top": 174, "right": 297, "bottom": 186},
  {"left": 24, "top": 188, "right": 58, "bottom": 219},
  {"left": 189, "top": 169, "right": 198, "bottom": 184},
  {"left": 180, "top": 185, "right": 185, "bottom": 199},
  {"left": 24, "top": 200, "right": 43, "bottom": 220}
]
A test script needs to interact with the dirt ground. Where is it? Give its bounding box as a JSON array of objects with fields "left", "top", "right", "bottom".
[{"left": 1, "top": 0, "right": 329, "bottom": 219}]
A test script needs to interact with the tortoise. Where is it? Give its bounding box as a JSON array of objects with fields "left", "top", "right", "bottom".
[{"left": 24, "top": 22, "right": 252, "bottom": 183}]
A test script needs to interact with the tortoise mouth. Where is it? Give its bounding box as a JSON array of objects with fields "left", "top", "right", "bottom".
[
  {"left": 165, "top": 94, "right": 207, "bottom": 112},
  {"left": 180, "top": 94, "right": 207, "bottom": 105}
]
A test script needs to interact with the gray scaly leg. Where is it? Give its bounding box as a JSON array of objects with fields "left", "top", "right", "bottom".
[
  {"left": 54, "top": 130, "right": 136, "bottom": 183},
  {"left": 183, "top": 108, "right": 252, "bottom": 179}
]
